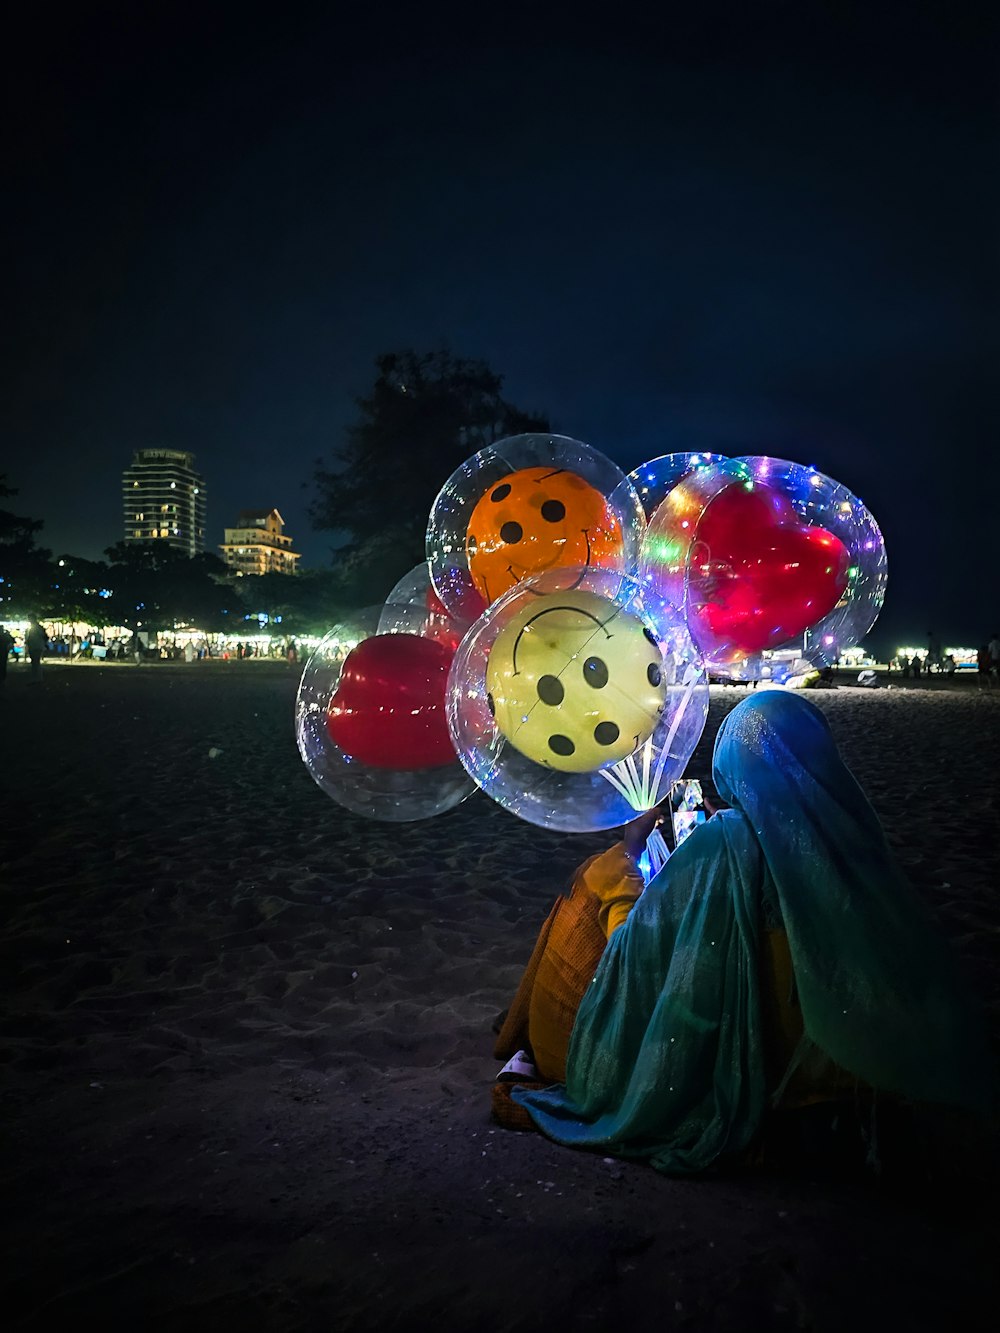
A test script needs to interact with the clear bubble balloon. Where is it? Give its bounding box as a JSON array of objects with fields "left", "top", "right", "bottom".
[
  {"left": 447, "top": 566, "right": 708, "bottom": 832},
  {"left": 639, "top": 457, "right": 886, "bottom": 678},
  {"left": 627, "top": 452, "right": 728, "bottom": 520},
  {"left": 296, "top": 613, "right": 476, "bottom": 822},
  {"left": 427, "top": 434, "right": 645, "bottom": 618},
  {"left": 377, "top": 561, "right": 473, "bottom": 652}
]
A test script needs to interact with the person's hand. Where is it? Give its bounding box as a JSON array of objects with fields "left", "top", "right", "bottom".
[
  {"left": 622, "top": 805, "right": 666, "bottom": 861},
  {"left": 702, "top": 792, "right": 729, "bottom": 818}
]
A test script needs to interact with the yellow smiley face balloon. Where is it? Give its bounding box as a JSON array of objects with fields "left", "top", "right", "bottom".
[{"left": 485, "top": 590, "right": 666, "bottom": 773}]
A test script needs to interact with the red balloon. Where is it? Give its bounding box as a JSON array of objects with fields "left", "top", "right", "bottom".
[
  {"left": 422, "top": 585, "right": 466, "bottom": 653},
  {"left": 431, "top": 577, "right": 486, "bottom": 625},
  {"left": 326, "top": 634, "right": 457, "bottom": 769},
  {"left": 688, "top": 483, "right": 850, "bottom": 658}
]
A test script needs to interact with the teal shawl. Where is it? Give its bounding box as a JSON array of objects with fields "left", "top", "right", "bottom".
[{"left": 514, "top": 691, "right": 994, "bottom": 1173}]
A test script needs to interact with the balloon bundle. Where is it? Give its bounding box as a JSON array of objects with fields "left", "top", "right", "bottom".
[{"left": 296, "top": 436, "right": 886, "bottom": 831}]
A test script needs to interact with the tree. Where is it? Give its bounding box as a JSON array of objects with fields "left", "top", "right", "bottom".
[
  {"left": 309, "top": 350, "right": 549, "bottom": 604},
  {"left": 0, "top": 475, "right": 55, "bottom": 619},
  {"left": 103, "top": 542, "right": 235, "bottom": 633},
  {"left": 233, "top": 568, "right": 346, "bottom": 637},
  {"left": 50, "top": 554, "right": 115, "bottom": 628}
]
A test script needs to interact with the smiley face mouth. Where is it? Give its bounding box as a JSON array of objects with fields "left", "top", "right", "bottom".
[
  {"left": 509, "top": 599, "right": 614, "bottom": 674},
  {"left": 508, "top": 528, "right": 595, "bottom": 594}
]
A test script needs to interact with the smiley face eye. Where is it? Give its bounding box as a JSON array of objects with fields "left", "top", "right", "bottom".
[
  {"left": 500, "top": 521, "right": 523, "bottom": 544},
  {"left": 583, "top": 656, "right": 608, "bottom": 688},
  {"left": 541, "top": 499, "right": 566, "bottom": 523},
  {"left": 537, "top": 675, "right": 564, "bottom": 706}
]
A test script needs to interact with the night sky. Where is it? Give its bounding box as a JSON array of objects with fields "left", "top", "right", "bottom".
[{"left": 6, "top": 2, "right": 998, "bottom": 649}]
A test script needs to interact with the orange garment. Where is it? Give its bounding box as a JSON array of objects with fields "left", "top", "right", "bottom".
[
  {"left": 494, "top": 844, "right": 640, "bottom": 1082},
  {"left": 579, "top": 843, "right": 645, "bottom": 936},
  {"left": 758, "top": 927, "right": 860, "bottom": 1109}
]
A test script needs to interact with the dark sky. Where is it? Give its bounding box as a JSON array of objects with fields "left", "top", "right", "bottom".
[{"left": 5, "top": 1, "right": 998, "bottom": 650}]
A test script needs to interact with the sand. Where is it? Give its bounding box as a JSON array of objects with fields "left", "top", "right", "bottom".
[{"left": 1, "top": 660, "right": 998, "bottom": 1331}]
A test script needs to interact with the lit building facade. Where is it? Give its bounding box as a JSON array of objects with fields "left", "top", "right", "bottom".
[
  {"left": 219, "top": 509, "right": 301, "bottom": 576},
  {"left": 122, "top": 449, "right": 206, "bottom": 556}
]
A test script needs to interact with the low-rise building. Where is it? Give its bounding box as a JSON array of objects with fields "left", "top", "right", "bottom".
[{"left": 220, "top": 509, "right": 300, "bottom": 576}]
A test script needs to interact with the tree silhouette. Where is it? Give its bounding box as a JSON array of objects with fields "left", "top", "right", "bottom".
[
  {"left": 0, "top": 475, "right": 54, "bottom": 618},
  {"left": 103, "top": 542, "right": 234, "bottom": 633},
  {"left": 234, "top": 568, "right": 346, "bottom": 636},
  {"left": 309, "top": 350, "right": 548, "bottom": 604}
]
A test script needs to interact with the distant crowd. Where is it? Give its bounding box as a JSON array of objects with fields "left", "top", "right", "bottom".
[
  {"left": 884, "top": 631, "right": 999, "bottom": 687},
  {"left": 891, "top": 652, "right": 957, "bottom": 679},
  {"left": 0, "top": 623, "right": 301, "bottom": 680},
  {"left": 976, "top": 634, "right": 1000, "bottom": 686}
]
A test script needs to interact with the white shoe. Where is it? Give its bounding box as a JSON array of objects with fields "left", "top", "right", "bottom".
[{"left": 495, "top": 1049, "right": 539, "bottom": 1083}]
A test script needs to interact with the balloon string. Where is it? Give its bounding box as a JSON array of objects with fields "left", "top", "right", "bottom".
[
  {"left": 600, "top": 663, "right": 703, "bottom": 811},
  {"left": 644, "top": 827, "right": 670, "bottom": 877},
  {"left": 649, "top": 664, "right": 700, "bottom": 799},
  {"left": 600, "top": 763, "right": 637, "bottom": 803}
]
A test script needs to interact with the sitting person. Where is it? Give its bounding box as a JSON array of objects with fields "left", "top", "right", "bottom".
[{"left": 493, "top": 691, "right": 994, "bottom": 1174}]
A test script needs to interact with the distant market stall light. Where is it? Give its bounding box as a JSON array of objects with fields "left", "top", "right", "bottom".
[
  {"left": 895, "top": 646, "right": 977, "bottom": 669},
  {"left": 0, "top": 618, "right": 325, "bottom": 660}
]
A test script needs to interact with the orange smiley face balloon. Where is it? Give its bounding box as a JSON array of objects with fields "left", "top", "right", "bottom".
[{"left": 466, "top": 468, "right": 624, "bottom": 605}]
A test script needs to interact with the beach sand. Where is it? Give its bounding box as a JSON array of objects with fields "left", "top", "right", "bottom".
[{"left": 1, "top": 661, "right": 997, "bottom": 1330}]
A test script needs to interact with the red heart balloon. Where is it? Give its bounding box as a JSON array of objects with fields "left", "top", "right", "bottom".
[
  {"left": 326, "top": 634, "right": 457, "bottom": 769},
  {"left": 687, "top": 483, "right": 850, "bottom": 659}
]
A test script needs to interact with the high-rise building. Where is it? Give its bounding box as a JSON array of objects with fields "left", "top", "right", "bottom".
[
  {"left": 122, "top": 449, "right": 206, "bottom": 556},
  {"left": 219, "top": 509, "right": 301, "bottom": 576}
]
